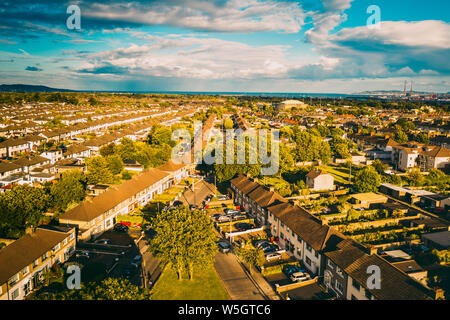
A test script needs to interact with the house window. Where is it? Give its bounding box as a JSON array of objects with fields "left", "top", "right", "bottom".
[
  {"left": 9, "top": 274, "right": 19, "bottom": 286},
  {"left": 41, "top": 252, "right": 48, "bottom": 262},
  {"left": 305, "top": 256, "right": 311, "bottom": 266},
  {"left": 63, "top": 238, "right": 68, "bottom": 246},
  {"left": 22, "top": 266, "right": 29, "bottom": 276},
  {"left": 335, "top": 280, "right": 343, "bottom": 294},
  {"left": 306, "top": 244, "right": 312, "bottom": 252},
  {"left": 69, "top": 232, "right": 75, "bottom": 241},
  {"left": 32, "top": 259, "right": 39, "bottom": 268},
  {"left": 336, "top": 266, "right": 344, "bottom": 277},
  {"left": 11, "top": 288, "right": 20, "bottom": 300},
  {"left": 53, "top": 243, "right": 61, "bottom": 252},
  {"left": 328, "top": 260, "right": 335, "bottom": 269}
]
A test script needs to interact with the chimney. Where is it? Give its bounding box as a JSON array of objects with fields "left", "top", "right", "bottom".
[
  {"left": 269, "top": 186, "right": 274, "bottom": 192},
  {"left": 253, "top": 177, "right": 258, "bottom": 183}
]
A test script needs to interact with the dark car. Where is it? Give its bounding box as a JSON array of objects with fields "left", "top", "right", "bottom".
[
  {"left": 283, "top": 265, "right": 303, "bottom": 277},
  {"left": 262, "top": 244, "right": 279, "bottom": 253},
  {"left": 217, "top": 241, "right": 231, "bottom": 253},
  {"left": 114, "top": 224, "right": 129, "bottom": 233},
  {"left": 131, "top": 254, "right": 143, "bottom": 268},
  {"left": 255, "top": 240, "right": 272, "bottom": 249},
  {"left": 234, "top": 222, "right": 254, "bottom": 232}
]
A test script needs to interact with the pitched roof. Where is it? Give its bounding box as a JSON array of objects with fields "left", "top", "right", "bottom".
[
  {"left": 306, "top": 169, "right": 331, "bottom": 179},
  {"left": 60, "top": 168, "right": 169, "bottom": 222},
  {"left": 157, "top": 159, "right": 187, "bottom": 172},
  {"left": 421, "top": 146, "right": 450, "bottom": 158},
  {"left": 345, "top": 254, "right": 432, "bottom": 300},
  {"left": 0, "top": 162, "right": 21, "bottom": 174},
  {"left": 0, "top": 226, "right": 74, "bottom": 284},
  {"left": 267, "top": 201, "right": 345, "bottom": 252}
]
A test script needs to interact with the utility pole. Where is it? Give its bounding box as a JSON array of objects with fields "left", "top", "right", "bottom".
[{"left": 349, "top": 161, "right": 352, "bottom": 183}]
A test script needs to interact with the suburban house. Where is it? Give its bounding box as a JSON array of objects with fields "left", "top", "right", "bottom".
[
  {"left": 306, "top": 169, "right": 334, "bottom": 191},
  {"left": 0, "top": 225, "right": 76, "bottom": 300},
  {"left": 417, "top": 146, "right": 450, "bottom": 171},
  {"left": 230, "top": 173, "right": 435, "bottom": 300},
  {"left": 59, "top": 168, "right": 170, "bottom": 240},
  {"left": 157, "top": 160, "right": 190, "bottom": 187},
  {"left": 0, "top": 138, "right": 30, "bottom": 158}
]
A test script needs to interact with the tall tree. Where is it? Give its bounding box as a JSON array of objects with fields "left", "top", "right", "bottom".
[
  {"left": 149, "top": 207, "right": 217, "bottom": 280},
  {"left": 354, "top": 166, "right": 381, "bottom": 193},
  {"left": 86, "top": 156, "right": 114, "bottom": 184},
  {"left": 51, "top": 170, "right": 86, "bottom": 211}
]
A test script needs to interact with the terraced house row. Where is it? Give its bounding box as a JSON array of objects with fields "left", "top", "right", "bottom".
[
  {"left": 60, "top": 164, "right": 190, "bottom": 240},
  {"left": 230, "top": 174, "right": 437, "bottom": 300},
  {"left": 0, "top": 226, "right": 76, "bottom": 300}
]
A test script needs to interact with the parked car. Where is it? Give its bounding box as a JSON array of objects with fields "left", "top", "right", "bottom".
[
  {"left": 217, "top": 241, "right": 231, "bottom": 253},
  {"left": 95, "top": 239, "right": 111, "bottom": 245},
  {"left": 262, "top": 244, "right": 279, "bottom": 253},
  {"left": 114, "top": 224, "right": 129, "bottom": 233},
  {"left": 283, "top": 265, "right": 303, "bottom": 277},
  {"left": 232, "top": 213, "right": 247, "bottom": 220},
  {"left": 234, "top": 222, "right": 253, "bottom": 232},
  {"left": 290, "top": 272, "right": 311, "bottom": 283},
  {"left": 265, "top": 252, "right": 282, "bottom": 261},
  {"left": 217, "top": 215, "right": 232, "bottom": 222},
  {"left": 217, "top": 195, "right": 228, "bottom": 201},
  {"left": 224, "top": 208, "right": 239, "bottom": 215},
  {"left": 131, "top": 254, "right": 143, "bottom": 268},
  {"left": 255, "top": 240, "right": 271, "bottom": 248},
  {"left": 75, "top": 250, "right": 90, "bottom": 259}
]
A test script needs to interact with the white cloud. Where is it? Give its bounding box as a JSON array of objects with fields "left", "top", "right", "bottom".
[{"left": 83, "top": 0, "right": 305, "bottom": 33}]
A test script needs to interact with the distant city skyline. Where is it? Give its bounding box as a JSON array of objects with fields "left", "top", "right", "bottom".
[{"left": 0, "top": 0, "right": 449, "bottom": 93}]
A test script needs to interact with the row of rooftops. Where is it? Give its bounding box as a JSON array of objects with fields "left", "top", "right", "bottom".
[
  {"left": 230, "top": 173, "right": 434, "bottom": 300},
  {"left": 0, "top": 225, "right": 75, "bottom": 285}
]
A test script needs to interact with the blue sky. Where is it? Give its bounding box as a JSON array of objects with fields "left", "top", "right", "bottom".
[{"left": 0, "top": 0, "right": 449, "bottom": 93}]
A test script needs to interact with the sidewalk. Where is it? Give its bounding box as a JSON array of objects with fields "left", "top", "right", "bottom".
[{"left": 235, "top": 255, "right": 281, "bottom": 300}]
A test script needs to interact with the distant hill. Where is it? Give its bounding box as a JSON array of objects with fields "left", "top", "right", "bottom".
[{"left": 0, "top": 84, "right": 77, "bottom": 93}]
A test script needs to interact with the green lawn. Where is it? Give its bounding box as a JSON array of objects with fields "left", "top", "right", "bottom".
[
  {"left": 321, "top": 165, "right": 352, "bottom": 184},
  {"left": 151, "top": 264, "right": 230, "bottom": 300}
]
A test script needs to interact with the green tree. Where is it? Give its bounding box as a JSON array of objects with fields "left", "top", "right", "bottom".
[
  {"left": 86, "top": 156, "right": 114, "bottom": 184},
  {"left": 0, "top": 185, "right": 51, "bottom": 238},
  {"left": 406, "top": 168, "right": 425, "bottom": 186},
  {"left": 51, "top": 170, "right": 86, "bottom": 211},
  {"left": 235, "top": 240, "right": 266, "bottom": 275},
  {"left": 371, "top": 159, "right": 388, "bottom": 174},
  {"left": 354, "top": 166, "right": 381, "bottom": 193},
  {"left": 106, "top": 154, "right": 124, "bottom": 175},
  {"left": 149, "top": 207, "right": 217, "bottom": 280},
  {"left": 36, "top": 278, "right": 150, "bottom": 300},
  {"left": 99, "top": 143, "right": 116, "bottom": 157}
]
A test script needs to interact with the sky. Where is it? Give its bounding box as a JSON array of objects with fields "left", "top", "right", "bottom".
[{"left": 0, "top": 0, "right": 449, "bottom": 93}]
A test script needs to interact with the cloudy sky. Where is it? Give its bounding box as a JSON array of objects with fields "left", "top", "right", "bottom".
[{"left": 0, "top": 0, "right": 449, "bottom": 93}]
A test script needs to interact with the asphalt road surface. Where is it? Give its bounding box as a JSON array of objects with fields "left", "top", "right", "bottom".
[{"left": 214, "top": 251, "right": 265, "bottom": 300}]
